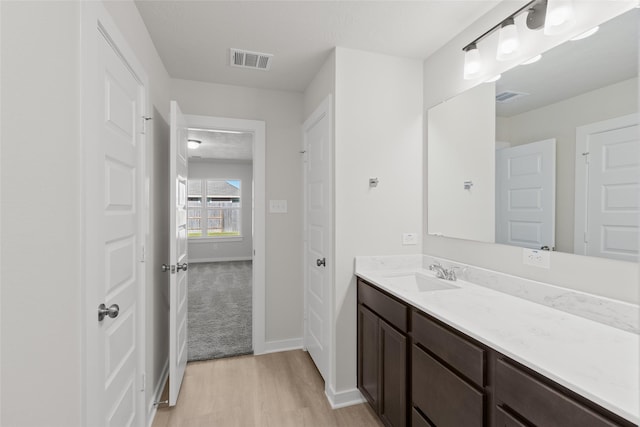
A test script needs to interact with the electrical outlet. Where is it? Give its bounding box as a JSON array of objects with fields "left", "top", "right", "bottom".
[
  {"left": 523, "top": 248, "right": 550, "bottom": 269},
  {"left": 402, "top": 233, "right": 418, "bottom": 245}
]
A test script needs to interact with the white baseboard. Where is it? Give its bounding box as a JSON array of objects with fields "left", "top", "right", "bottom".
[
  {"left": 146, "top": 359, "right": 169, "bottom": 427},
  {"left": 325, "top": 385, "right": 365, "bottom": 409},
  {"left": 259, "top": 337, "right": 303, "bottom": 355},
  {"left": 189, "top": 256, "right": 252, "bottom": 263}
]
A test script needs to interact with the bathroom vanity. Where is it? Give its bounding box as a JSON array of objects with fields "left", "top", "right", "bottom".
[{"left": 355, "top": 256, "right": 639, "bottom": 427}]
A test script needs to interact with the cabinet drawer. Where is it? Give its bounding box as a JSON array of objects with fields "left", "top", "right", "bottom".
[
  {"left": 412, "top": 310, "right": 485, "bottom": 386},
  {"left": 357, "top": 279, "right": 408, "bottom": 332},
  {"left": 412, "top": 345, "right": 484, "bottom": 427},
  {"left": 496, "top": 358, "right": 620, "bottom": 427},
  {"left": 411, "top": 408, "right": 433, "bottom": 427},
  {"left": 495, "top": 406, "right": 527, "bottom": 427}
]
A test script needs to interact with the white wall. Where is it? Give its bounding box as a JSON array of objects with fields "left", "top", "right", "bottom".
[
  {"left": 303, "top": 50, "right": 336, "bottom": 119},
  {"left": 428, "top": 82, "right": 495, "bottom": 242},
  {"left": 171, "top": 78, "right": 304, "bottom": 344},
  {"left": 1, "top": 2, "right": 82, "bottom": 425},
  {"left": 333, "top": 47, "right": 423, "bottom": 393},
  {"left": 498, "top": 78, "right": 638, "bottom": 253},
  {"left": 188, "top": 160, "right": 253, "bottom": 262},
  {"left": 423, "top": 1, "right": 638, "bottom": 303}
]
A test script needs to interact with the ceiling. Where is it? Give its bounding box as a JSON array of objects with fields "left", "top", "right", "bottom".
[
  {"left": 135, "top": 0, "right": 500, "bottom": 93},
  {"left": 496, "top": 7, "right": 638, "bottom": 117},
  {"left": 187, "top": 129, "right": 253, "bottom": 160}
]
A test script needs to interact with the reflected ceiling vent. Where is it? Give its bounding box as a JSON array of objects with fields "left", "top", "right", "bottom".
[
  {"left": 496, "top": 90, "right": 529, "bottom": 103},
  {"left": 230, "top": 48, "right": 273, "bottom": 71}
]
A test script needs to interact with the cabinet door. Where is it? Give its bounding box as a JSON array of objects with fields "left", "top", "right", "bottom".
[
  {"left": 380, "top": 319, "right": 407, "bottom": 427},
  {"left": 358, "top": 304, "right": 379, "bottom": 410},
  {"left": 412, "top": 345, "right": 484, "bottom": 427}
]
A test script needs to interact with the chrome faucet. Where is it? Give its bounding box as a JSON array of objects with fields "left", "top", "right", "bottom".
[{"left": 429, "top": 263, "right": 459, "bottom": 281}]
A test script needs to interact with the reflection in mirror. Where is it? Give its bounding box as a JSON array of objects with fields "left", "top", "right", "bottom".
[{"left": 428, "top": 8, "right": 639, "bottom": 262}]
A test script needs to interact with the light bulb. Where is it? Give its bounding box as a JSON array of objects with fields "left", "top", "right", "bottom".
[
  {"left": 544, "top": 0, "right": 575, "bottom": 35},
  {"left": 497, "top": 18, "right": 519, "bottom": 61},
  {"left": 463, "top": 44, "right": 481, "bottom": 80}
]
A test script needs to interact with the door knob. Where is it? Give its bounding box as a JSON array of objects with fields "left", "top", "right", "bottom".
[
  {"left": 316, "top": 258, "right": 326, "bottom": 267},
  {"left": 161, "top": 264, "right": 171, "bottom": 272},
  {"left": 98, "top": 303, "right": 120, "bottom": 321},
  {"left": 177, "top": 263, "right": 188, "bottom": 272}
]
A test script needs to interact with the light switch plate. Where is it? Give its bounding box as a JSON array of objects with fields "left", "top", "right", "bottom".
[
  {"left": 523, "top": 248, "right": 550, "bottom": 269},
  {"left": 269, "top": 199, "right": 288, "bottom": 214},
  {"left": 402, "top": 233, "right": 418, "bottom": 245}
]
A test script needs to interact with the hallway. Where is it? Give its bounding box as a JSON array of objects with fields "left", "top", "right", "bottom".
[{"left": 153, "top": 350, "right": 382, "bottom": 427}]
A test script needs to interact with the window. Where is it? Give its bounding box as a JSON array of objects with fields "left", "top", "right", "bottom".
[{"left": 188, "top": 179, "right": 241, "bottom": 238}]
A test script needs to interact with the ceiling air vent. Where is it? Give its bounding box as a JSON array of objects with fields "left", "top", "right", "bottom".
[
  {"left": 496, "top": 91, "right": 529, "bottom": 103},
  {"left": 230, "top": 48, "right": 273, "bottom": 71}
]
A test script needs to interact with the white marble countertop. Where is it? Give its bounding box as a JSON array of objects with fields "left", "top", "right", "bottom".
[{"left": 355, "top": 257, "right": 639, "bottom": 424}]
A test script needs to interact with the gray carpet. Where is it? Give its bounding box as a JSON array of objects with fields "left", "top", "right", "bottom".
[{"left": 187, "top": 261, "right": 253, "bottom": 362}]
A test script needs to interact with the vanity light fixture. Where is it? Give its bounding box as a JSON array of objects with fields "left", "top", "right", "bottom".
[
  {"left": 570, "top": 26, "right": 599, "bottom": 41},
  {"left": 497, "top": 18, "right": 519, "bottom": 61},
  {"left": 544, "top": 0, "right": 575, "bottom": 35},
  {"left": 461, "top": 0, "right": 579, "bottom": 78},
  {"left": 521, "top": 54, "right": 542, "bottom": 65},
  {"left": 463, "top": 43, "right": 481, "bottom": 80},
  {"left": 462, "top": 0, "right": 544, "bottom": 78},
  {"left": 187, "top": 139, "right": 202, "bottom": 149}
]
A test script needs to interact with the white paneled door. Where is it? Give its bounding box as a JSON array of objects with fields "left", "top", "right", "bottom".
[
  {"left": 583, "top": 117, "right": 639, "bottom": 261},
  {"left": 496, "top": 139, "right": 556, "bottom": 250},
  {"left": 169, "top": 101, "right": 189, "bottom": 406},
  {"left": 303, "top": 97, "right": 332, "bottom": 382},
  {"left": 85, "top": 26, "right": 146, "bottom": 427}
]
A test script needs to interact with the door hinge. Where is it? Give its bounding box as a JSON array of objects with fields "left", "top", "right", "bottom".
[
  {"left": 584, "top": 231, "right": 588, "bottom": 243},
  {"left": 141, "top": 373, "right": 146, "bottom": 392},
  {"left": 582, "top": 151, "right": 589, "bottom": 164},
  {"left": 140, "top": 245, "right": 146, "bottom": 263},
  {"left": 142, "top": 116, "right": 152, "bottom": 134}
]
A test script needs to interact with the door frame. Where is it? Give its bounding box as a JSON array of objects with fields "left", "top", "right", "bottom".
[
  {"left": 574, "top": 113, "right": 638, "bottom": 254},
  {"left": 183, "top": 114, "right": 266, "bottom": 354},
  {"left": 301, "top": 95, "right": 334, "bottom": 396},
  {"left": 81, "top": 3, "right": 148, "bottom": 426}
]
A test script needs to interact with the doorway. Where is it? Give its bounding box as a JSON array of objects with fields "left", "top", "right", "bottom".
[
  {"left": 302, "top": 96, "right": 333, "bottom": 384},
  {"left": 495, "top": 138, "right": 556, "bottom": 250},
  {"left": 575, "top": 114, "right": 639, "bottom": 261},
  {"left": 184, "top": 115, "right": 266, "bottom": 358},
  {"left": 81, "top": 4, "right": 148, "bottom": 425}
]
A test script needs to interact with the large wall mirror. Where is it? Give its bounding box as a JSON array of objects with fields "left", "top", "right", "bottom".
[{"left": 428, "top": 7, "right": 639, "bottom": 262}]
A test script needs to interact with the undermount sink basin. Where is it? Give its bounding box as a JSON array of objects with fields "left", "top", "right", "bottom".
[{"left": 380, "top": 272, "right": 460, "bottom": 292}]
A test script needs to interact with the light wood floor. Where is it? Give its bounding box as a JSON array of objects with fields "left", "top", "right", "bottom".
[{"left": 152, "top": 350, "right": 383, "bottom": 427}]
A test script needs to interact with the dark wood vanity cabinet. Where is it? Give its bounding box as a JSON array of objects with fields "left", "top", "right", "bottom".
[
  {"left": 357, "top": 279, "right": 408, "bottom": 427},
  {"left": 357, "top": 278, "right": 635, "bottom": 427}
]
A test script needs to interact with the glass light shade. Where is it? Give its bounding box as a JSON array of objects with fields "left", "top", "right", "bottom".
[
  {"left": 485, "top": 74, "right": 502, "bottom": 83},
  {"left": 497, "top": 19, "right": 519, "bottom": 61},
  {"left": 463, "top": 44, "right": 481, "bottom": 80},
  {"left": 521, "top": 54, "right": 542, "bottom": 65},
  {"left": 188, "top": 140, "right": 201, "bottom": 149},
  {"left": 544, "top": 0, "right": 575, "bottom": 35},
  {"left": 571, "top": 26, "right": 599, "bottom": 41}
]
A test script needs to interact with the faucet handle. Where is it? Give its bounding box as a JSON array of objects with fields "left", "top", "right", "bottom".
[{"left": 447, "top": 266, "right": 460, "bottom": 281}]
